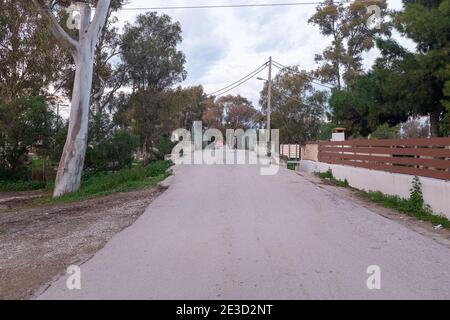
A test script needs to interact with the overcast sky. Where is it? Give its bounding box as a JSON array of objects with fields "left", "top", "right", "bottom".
[{"left": 114, "top": 0, "right": 415, "bottom": 107}]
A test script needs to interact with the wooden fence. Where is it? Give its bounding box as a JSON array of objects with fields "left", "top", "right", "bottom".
[
  {"left": 280, "top": 144, "right": 300, "bottom": 160},
  {"left": 318, "top": 138, "right": 450, "bottom": 181}
]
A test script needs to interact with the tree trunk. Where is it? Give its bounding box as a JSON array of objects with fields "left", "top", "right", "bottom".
[
  {"left": 430, "top": 109, "right": 441, "bottom": 138},
  {"left": 32, "top": 0, "right": 113, "bottom": 197},
  {"left": 53, "top": 40, "right": 95, "bottom": 197}
]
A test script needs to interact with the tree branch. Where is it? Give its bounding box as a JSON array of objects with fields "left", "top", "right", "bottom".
[
  {"left": 33, "top": 0, "right": 79, "bottom": 56},
  {"left": 88, "top": 0, "right": 112, "bottom": 42}
]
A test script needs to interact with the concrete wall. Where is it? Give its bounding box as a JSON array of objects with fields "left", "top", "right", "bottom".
[{"left": 299, "top": 160, "right": 450, "bottom": 219}]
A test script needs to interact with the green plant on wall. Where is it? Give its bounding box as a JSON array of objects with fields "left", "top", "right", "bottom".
[
  {"left": 316, "top": 169, "right": 349, "bottom": 188},
  {"left": 409, "top": 176, "right": 425, "bottom": 210}
]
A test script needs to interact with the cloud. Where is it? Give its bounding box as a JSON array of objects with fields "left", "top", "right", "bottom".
[{"left": 116, "top": 0, "right": 415, "bottom": 106}]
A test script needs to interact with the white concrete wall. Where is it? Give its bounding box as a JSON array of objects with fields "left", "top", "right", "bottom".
[{"left": 299, "top": 160, "right": 450, "bottom": 219}]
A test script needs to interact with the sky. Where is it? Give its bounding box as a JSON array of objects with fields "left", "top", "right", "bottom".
[{"left": 113, "top": 0, "right": 415, "bottom": 107}]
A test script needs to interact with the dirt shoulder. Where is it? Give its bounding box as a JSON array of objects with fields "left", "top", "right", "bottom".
[
  {"left": 296, "top": 171, "right": 450, "bottom": 249},
  {"left": 0, "top": 185, "right": 167, "bottom": 300}
]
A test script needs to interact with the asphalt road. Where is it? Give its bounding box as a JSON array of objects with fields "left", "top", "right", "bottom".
[{"left": 38, "top": 151, "right": 450, "bottom": 299}]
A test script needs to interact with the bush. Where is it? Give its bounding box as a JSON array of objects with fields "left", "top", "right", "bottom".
[
  {"left": 0, "top": 96, "right": 57, "bottom": 176},
  {"left": 85, "top": 130, "right": 139, "bottom": 172},
  {"left": 0, "top": 180, "right": 46, "bottom": 192},
  {"left": 370, "top": 123, "right": 400, "bottom": 140},
  {"left": 55, "top": 160, "right": 174, "bottom": 202},
  {"left": 153, "top": 136, "right": 176, "bottom": 160},
  {"left": 359, "top": 176, "right": 450, "bottom": 229},
  {"left": 316, "top": 169, "right": 349, "bottom": 187},
  {"left": 145, "top": 160, "right": 173, "bottom": 177}
]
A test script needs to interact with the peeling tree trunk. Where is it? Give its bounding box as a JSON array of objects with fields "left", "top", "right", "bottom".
[
  {"left": 55, "top": 31, "right": 95, "bottom": 196},
  {"left": 34, "top": 0, "right": 111, "bottom": 197}
]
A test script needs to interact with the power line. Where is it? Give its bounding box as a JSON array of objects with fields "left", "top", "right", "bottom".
[
  {"left": 272, "top": 60, "right": 334, "bottom": 89},
  {"left": 120, "top": 2, "right": 347, "bottom": 11},
  {"left": 208, "top": 62, "right": 268, "bottom": 96},
  {"left": 273, "top": 62, "right": 333, "bottom": 90},
  {"left": 271, "top": 60, "right": 335, "bottom": 89},
  {"left": 207, "top": 62, "right": 268, "bottom": 97},
  {"left": 211, "top": 65, "right": 268, "bottom": 97}
]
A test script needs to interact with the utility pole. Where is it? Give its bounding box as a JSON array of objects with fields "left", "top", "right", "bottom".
[{"left": 267, "top": 56, "right": 272, "bottom": 156}]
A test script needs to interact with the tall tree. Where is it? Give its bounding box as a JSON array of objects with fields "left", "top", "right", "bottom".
[
  {"left": 121, "top": 12, "right": 186, "bottom": 92},
  {"left": 392, "top": 0, "right": 450, "bottom": 136},
  {"left": 0, "top": 97, "right": 57, "bottom": 177},
  {"left": 259, "top": 67, "right": 327, "bottom": 144},
  {"left": 119, "top": 12, "right": 187, "bottom": 162},
  {"left": 0, "top": 0, "right": 67, "bottom": 100},
  {"left": 33, "top": 0, "right": 112, "bottom": 196},
  {"left": 202, "top": 98, "right": 224, "bottom": 131},
  {"left": 328, "top": 48, "right": 412, "bottom": 138},
  {"left": 217, "top": 95, "right": 258, "bottom": 131},
  {"left": 169, "top": 85, "right": 208, "bottom": 130},
  {"left": 308, "top": 0, "right": 390, "bottom": 89}
]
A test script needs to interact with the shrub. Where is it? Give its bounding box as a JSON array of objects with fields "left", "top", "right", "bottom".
[
  {"left": 153, "top": 136, "right": 176, "bottom": 160},
  {"left": 54, "top": 160, "right": 174, "bottom": 202},
  {"left": 0, "top": 96, "right": 57, "bottom": 176},
  {"left": 0, "top": 180, "right": 46, "bottom": 192},
  {"left": 145, "top": 160, "right": 174, "bottom": 177},
  {"left": 409, "top": 176, "right": 425, "bottom": 210},
  {"left": 85, "top": 130, "right": 139, "bottom": 172},
  {"left": 359, "top": 176, "right": 450, "bottom": 229},
  {"left": 316, "top": 169, "right": 349, "bottom": 187}
]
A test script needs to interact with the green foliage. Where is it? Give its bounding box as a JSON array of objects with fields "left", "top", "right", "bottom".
[
  {"left": 118, "top": 12, "right": 188, "bottom": 156},
  {"left": 409, "top": 176, "right": 425, "bottom": 210},
  {"left": 49, "top": 120, "right": 69, "bottom": 163},
  {"left": 318, "top": 122, "right": 334, "bottom": 141},
  {"left": 52, "top": 160, "right": 174, "bottom": 203},
  {"left": 308, "top": 0, "right": 390, "bottom": 89},
  {"left": 359, "top": 188, "right": 450, "bottom": 229},
  {"left": 85, "top": 130, "right": 139, "bottom": 172},
  {"left": 121, "top": 12, "right": 186, "bottom": 91},
  {"left": 259, "top": 67, "right": 327, "bottom": 144},
  {"left": 316, "top": 169, "right": 349, "bottom": 187},
  {"left": 0, "top": 179, "right": 46, "bottom": 192},
  {"left": 0, "top": 0, "right": 70, "bottom": 99},
  {"left": 390, "top": 0, "right": 449, "bottom": 136},
  {"left": 329, "top": 66, "right": 410, "bottom": 138},
  {"left": 316, "top": 170, "right": 449, "bottom": 228},
  {"left": 441, "top": 81, "right": 450, "bottom": 136},
  {"left": 153, "top": 136, "right": 176, "bottom": 160},
  {"left": 327, "top": 0, "right": 450, "bottom": 137},
  {"left": 145, "top": 160, "right": 174, "bottom": 177},
  {"left": 0, "top": 96, "right": 57, "bottom": 177},
  {"left": 317, "top": 169, "right": 334, "bottom": 180},
  {"left": 370, "top": 123, "right": 400, "bottom": 140}
]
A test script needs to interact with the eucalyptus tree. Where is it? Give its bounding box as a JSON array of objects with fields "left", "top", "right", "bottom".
[
  {"left": 120, "top": 12, "right": 186, "bottom": 162},
  {"left": 32, "top": 0, "right": 112, "bottom": 196},
  {"left": 308, "top": 0, "right": 390, "bottom": 89},
  {"left": 0, "top": 0, "right": 66, "bottom": 100},
  {"left": 259, "top": 67, "right": 327, "bottom": 144}
]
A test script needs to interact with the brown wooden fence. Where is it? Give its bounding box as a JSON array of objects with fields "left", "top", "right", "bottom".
[{"left": 318, "top": 138, "right": 450, "bottom": 181}]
